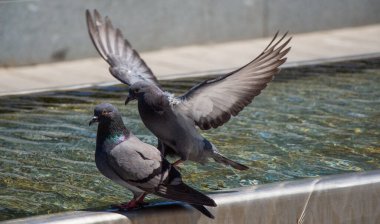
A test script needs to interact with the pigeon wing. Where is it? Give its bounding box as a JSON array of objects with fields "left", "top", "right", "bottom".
[
  {"left": 177, "top": 32, "right": 291, "bottom": 130},
  {"left": 107, "top": 138, "right": 216, "bottom": 208},
  {"left": 106, "top": 138, "right": 166, "bottom": 189},
  {"left": 86, "top": 10, "right": 159, "bottom": 86}
]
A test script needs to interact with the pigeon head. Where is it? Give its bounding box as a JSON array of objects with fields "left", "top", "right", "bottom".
[
  {"left": 90, "top": 103, "right": 130, "bottom": 147},
  {"left": 125, "top": 81, "right": 159, "bottom": 105},
  {"left": 89, "top": 103, "right": 121, "bottom": 126}
]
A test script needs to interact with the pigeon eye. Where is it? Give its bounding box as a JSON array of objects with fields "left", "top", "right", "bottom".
[
  {"left": 134, "top": 89, "right": 139, "bottom": 93},
  {"left": 101, "top": 110, "right": 111, "bottom": 116}
]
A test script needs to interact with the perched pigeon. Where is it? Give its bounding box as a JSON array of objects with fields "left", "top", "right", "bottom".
[
  {"left": 89, "top": 103, "right": 217, "bottom": 218},
  {"left": 86, "top": 10, "right": 291, "bottom": 170}
]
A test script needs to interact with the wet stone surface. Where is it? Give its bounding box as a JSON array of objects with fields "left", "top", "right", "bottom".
[{"left": 0, "top": 58, "right": 379, "bottom": 220}]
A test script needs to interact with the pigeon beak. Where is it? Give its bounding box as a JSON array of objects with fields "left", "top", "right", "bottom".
[
  {"left": 125, "top": 94, "right": 136, "bottom": 105},
  {"left": 89, "top": 116, "right": 98, "bottom": 126}
]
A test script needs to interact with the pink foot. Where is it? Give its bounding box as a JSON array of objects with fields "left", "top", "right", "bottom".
[
  {"left": 112, "top": 200, "right": 139, "bottom": 211},
  {"left": 135, "top": 193, "right": 149, "bottom": 207},
  {"left": 112, "top": 193, "right": 148, "bottom": 211}
]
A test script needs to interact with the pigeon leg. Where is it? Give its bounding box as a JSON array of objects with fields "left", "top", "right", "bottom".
[
  {"left": 136, "top": 192, "right": 148, "bottom": 206},
  {"left": 112, "top": 199, "right": 138, "bottom": 210},
  {"left": 112, "top": 193, "right": 147, "bottom": 210},
  {"left": 172, "top": 159, "right": 183, "bottom": 168}
]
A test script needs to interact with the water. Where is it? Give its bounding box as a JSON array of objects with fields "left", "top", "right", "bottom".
[{"left": 0, "top": 58, "right": 379, "bottom": 220}]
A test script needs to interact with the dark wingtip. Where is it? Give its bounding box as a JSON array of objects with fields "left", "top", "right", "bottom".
[
  {"left": 85, "top": 9, "right": 92, "bottom": 26},
  {"left": 94, "top": 9, "right": 102, "bottom": 24},
  {"left": 274, "top": 30, "right": 280, "bottom": 39},
  {"left": 105, "top": 16, "right": 111, "bottom": 26},
  {"left": 94, "top": 9, "right": 100, "bottom": 18},
  {"left": 239, "top": 164, "right": 250, "bottom": 171},
  {"left": 232, "top": 162, "right": 249, "bottom": 171},
  {"left": 191, "top": 204, "right": 215, "bottom": 219}
]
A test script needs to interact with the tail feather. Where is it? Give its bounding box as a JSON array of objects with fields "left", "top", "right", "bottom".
[
  {"left": 155, "top": 183, "right": 216, "bottom": 207},
  {"left": 191, "top": 204, "right": 215, "bottom": 219},
  {"left": 213, "top": 153, "right": 249, "bottom": 170}
]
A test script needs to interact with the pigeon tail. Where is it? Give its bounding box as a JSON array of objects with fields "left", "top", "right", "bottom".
[
  {"left": 212, "top": 153, "right": 249, "bottom": 170},
  {"left": 190, "top": 204, "right": 215, "bottom": 219},
  {"left": 155, "top": 183, "right": 216, "bottom": 207}
]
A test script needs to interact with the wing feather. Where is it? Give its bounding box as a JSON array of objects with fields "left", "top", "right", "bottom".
[
  {"left": 178, "top": 33, "right": 291, "bottom": 130},
  {"left": 86, "top": 10, "right": 159, "bottom": 86}
]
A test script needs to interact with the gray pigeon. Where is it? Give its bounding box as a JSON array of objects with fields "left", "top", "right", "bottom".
[
  {"left": 89, "top": 103, "right": 217, "bottom": 218},
  {"left": 86, "top": 10, "right": 291, "bottom": 170}
]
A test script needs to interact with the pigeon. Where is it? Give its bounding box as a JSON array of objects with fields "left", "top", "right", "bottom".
[
  {"left": 89, "top": 103, "right": 217, "bottom": 218},
  {"left": 86, "top": 10, "right": 291, "bottom": 170}
]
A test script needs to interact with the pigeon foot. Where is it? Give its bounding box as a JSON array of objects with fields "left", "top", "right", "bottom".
[
  {"left": 112, "top": 200, "right": 139, "bottom": 210},
  {"left": 112, "top": 192, "right": 148, "bottom": 210}
]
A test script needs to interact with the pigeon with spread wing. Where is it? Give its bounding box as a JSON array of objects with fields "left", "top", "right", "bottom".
[{"left": 86, "top": 10, "right": 291, "bottom": 170}]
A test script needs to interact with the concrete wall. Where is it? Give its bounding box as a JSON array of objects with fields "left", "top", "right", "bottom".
[
  {"left": 0, "top": 0, "right": 379, "bottom": 66},
  {"left": 4, "top": 170, "right": 380, "bottom": 224}
]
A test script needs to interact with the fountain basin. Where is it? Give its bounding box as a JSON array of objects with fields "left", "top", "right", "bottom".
[
  {"left": 0, "top": 57, "right": 379, "bottom": 221},
  {"left": 3, "top": 170, "right": 380, "bottom": 224}
]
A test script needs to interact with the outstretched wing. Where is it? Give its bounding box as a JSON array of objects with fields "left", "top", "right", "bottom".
[
  {"left": 86, "top": 10, "right": 159, "bottom": 86},
  {"left": 177, "top": 32, "right": 291, "bottom": 130}
]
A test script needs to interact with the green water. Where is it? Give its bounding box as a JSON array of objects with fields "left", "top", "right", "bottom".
[{"left": 0, "top": 58, "right": 379, "bottom": 220}]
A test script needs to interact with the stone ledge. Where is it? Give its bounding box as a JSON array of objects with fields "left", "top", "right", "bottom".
[
  {"left": 3, "top": 170, "right": 380, "bottom": 224},
  {"left": 1, "top": 25, "right": 380, "bottom": 96}
]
